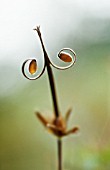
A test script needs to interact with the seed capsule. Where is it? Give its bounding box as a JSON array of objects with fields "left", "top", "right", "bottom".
[
  {"left": 58, "top": 52, "right": 72, "bottom": 62},
  {"left": 29, "top": 59, "right": 37, "bottom": 74}
]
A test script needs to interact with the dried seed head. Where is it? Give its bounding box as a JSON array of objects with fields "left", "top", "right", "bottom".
[
  {"left": 29, "top": 59, "right": 37, "bottom": 74},
  {"left": 58, "top": 52, "right": 72, "bottom": 62},
  {"left": 35, "top": 111, "right": 79, "bottom": 138}
]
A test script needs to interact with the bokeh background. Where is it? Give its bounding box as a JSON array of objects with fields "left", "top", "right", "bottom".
[{"left": 0, "top": 0, "right": 110, "bottom": 169}]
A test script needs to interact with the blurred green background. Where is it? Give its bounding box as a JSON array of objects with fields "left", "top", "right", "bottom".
[{"left": 0, "top": 0, "right": 110, "bottom": 169}]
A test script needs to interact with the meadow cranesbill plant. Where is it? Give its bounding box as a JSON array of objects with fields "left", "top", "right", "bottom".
[{"left": 22, "top": 26, "right": 79, "bottom": 170}]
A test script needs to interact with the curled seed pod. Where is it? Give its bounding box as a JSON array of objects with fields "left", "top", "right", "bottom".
[
  {"left": 50, "top": 48, "right": 76, "bottom": 70},
  {"left": 58, "top": 52, "right": 72, "bottom": 62},
  {"left": 29, "top": 59, "right": 37, "bottom": 74},
  {"left": 22, "top": 58, "right": 45, "bottom": 80}
]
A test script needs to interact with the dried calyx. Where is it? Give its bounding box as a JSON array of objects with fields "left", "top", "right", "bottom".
[{"left": 35, "top": 108, "right": 79, "bottom": 138}]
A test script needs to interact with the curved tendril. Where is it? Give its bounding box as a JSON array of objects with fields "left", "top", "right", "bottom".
[
  {"left": 22, "top": 58, "right": 46, "bottom": 80},
  {"left": 49, "top": 48, "right": 76, "bottom": 70},
  {"left": 22, "top": 26, "right": 76, "bottom": 79}
]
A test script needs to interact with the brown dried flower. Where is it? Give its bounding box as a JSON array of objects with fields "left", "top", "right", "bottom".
[{"left": 35, "top": 108, "right": 79, "bottom": 138}]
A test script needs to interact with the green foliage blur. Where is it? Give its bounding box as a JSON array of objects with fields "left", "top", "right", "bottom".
[{"left": 0, "top": 1, "right": 110, "bottom": 169}]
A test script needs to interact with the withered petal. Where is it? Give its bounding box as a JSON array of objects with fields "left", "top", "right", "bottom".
[
  {"left": 65, "top": 108, "right": 72, "bottom": 123},
  {"left": 66, "top": 126, "right": 79, "bottom": 135},
  {"left": 35, "top": 112, "right": 48, "bottom": 127}
]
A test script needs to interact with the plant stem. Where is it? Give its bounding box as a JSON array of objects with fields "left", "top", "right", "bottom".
[
  {"left": 58, "top": 139, "right": 62, "bottom": 170},
  {"left": 47, "top": 61, "right": 62, "bottom": 170},
  {"left": 36, "top": 26, "right": 62, "bottom": 170},
  {"left": 46, "top": 62, "right": 59, "bottom": 117},
  {"left": 36, "top": 27, "right": 60, "bottom": 118}
]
